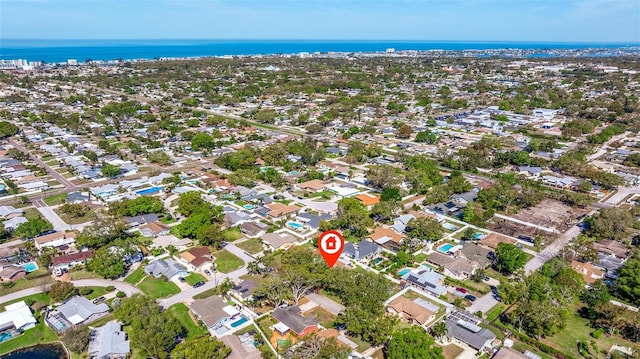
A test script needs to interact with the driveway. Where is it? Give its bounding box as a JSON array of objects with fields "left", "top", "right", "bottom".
[
  {"left": 467, "top": 293, "right": 498, "bottom": 314},
  {"left": 305, "top": 293, "right": 345, "bottom": 315}
]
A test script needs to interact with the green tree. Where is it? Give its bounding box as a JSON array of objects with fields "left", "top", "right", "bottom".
[
  {"left": 406, "top": 217, "right": 444, "bottom": 242},
  {"left": 191, "top": 132, "right": 214, "bottom": 151},
  {"left": 396, "top": 124, "right": 413, "bottom": 139},
  {"left": 196, "top": 223, "right": 225, "bottom": 249},
  {"left": 331, "top": 198, "right": 373, "bottom": 237},
  {"left": 386, "top": 327, "right": 444, "bottom": 359},
  {"left": 14, "top": 218, "right": 53, "bottom": 239},
  {"left": 148, "top": 151, "right": 173, "bottom": 165},
  {"left": 415, "top": 130, "right": 438, "bottom": 144},
  {"left": 171, "top": 336, "right": 231, "bottom": 359},
  {"left": 50, "top": 281, "right": 77, "bottom": 302},
  {"left": 495, "top": 243, "right": 527, "bottom": 274},
  {"left": 616, "top": 258, "right": 640, "bottom": 303},
  {"left": 288, "top": 334, "right": 350, "bottom": 359},
  {"left": 101, "top": 163, "right": 121, "bottom": 178},
  {"left": 87, "top": 246, "right": 127, "bottom": 279},
  {"left": 367, "top": 165, "right": 403, "bottom": 191},
  {"left": 0, "top": 121, "right": 19, "bottom": 138},
  {"left": 61, "top": 325, "right": 91, "bottom": 353},
  {"left": 588, "top": 207, "right": 638, "bottom": 241}
]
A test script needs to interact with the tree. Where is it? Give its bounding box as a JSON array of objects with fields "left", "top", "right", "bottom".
[
  {"left": 196, "top": 223, "right": 225, "bottom": 249},
  {"left": 495, "top": 243, "right": 528, "bottom": 274},
  {"left": 191, "top": 132, "right": 214, "bottom": 151},
  {"left": 415, "top": 130, "right": 437, "bottom": 144},
  {"left": 101, "top": 163, "right": 121, "bottom": 178},
  {"left": 406, "top": 217, "right": 444, "bottom": 242},
  {"left": 148, "top": 151, "right": 173, "bottom": 165},
  {"left": 616, "top": 258, "right": 640, "bottom": 303},
  {"left": 62, "top": 325, "right": 91, "bottom": 353},
  {"left": 396, "top": 124, "right": 413, "bottom": 139},
  {"left": 0, "top": 121, "right": 18, "bottom": 138},
  {"left": 253, "top": 277, "right": 288, "bottom": 307},
  {"left": 287, "top": 334, "right": 350, "bottom": 359},
  {"left": 50, "top": 281, "right": 77, "bottom": 302},
  {"left": 77, "top": 216, "right": 128, "bottom": 248},
  {"left": 14, "top": 218, "right": 53, "bottom": 239},
  {"left": 331, "top": 198, "right": 373, "bottom": 237},
  {"left": 386, "top": 327, "right": 444, "bottom": 359},
  {"left": 367, "top": 165, "right": 403, "bottom": 191},
  {"left": 171, "top": 336, "right": 231, "bottom": 359},
  {"left": 430, "top": 321, "right": 447, "bottom": 341},
  {"left": 588, "top": 207, "right": 638, "bottom": 241},
  {"left": 176, "top": 191, "right": 206, "bottom": 217},
  {"left": 87, "top": 246, "right": 127, "bottom": 279}
]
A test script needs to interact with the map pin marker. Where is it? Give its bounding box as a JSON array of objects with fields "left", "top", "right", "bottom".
[{"left": 318, "top": 230, "right": 344, "bottom": 268}]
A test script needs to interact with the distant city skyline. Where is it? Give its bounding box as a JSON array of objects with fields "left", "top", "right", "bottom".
[{"left": 1, "top": 0, "right": 639, "bottom": 42}]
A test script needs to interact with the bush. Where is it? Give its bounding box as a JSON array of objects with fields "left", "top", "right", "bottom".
[
  {"left": 116, "top": 291, "right": 126, "bottom": 298},
  {"left": 106, "top": 286, "right": 115, "bottom": 292},
  {"left": 2, "top": 282, "right": 15, "bottom": 288},
  {"left": 25, "top": 298, "right": 36, "bottom": 306},
  {"left": 591, "top": 328, "right": 604, "bottom": 339},
  {"left": 78, "top": 287, "right": 93, "bottom": 296}
]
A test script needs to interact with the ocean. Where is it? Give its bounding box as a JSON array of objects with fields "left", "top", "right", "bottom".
[{"left": 0, "top": 39, "right": 637, "bottom": 63}]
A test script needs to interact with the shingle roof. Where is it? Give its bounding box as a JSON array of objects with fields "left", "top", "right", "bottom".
[{"left": 272, "top": 306, "right": 318, "bottom": 336}]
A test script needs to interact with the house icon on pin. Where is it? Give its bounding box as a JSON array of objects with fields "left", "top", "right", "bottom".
[{"left": 325, "top": 235, "right": 337, "bottom": 250}]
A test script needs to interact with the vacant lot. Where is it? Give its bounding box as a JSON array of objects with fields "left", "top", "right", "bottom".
[
  {"left": 213, "top": 249, "right": 243, "bottom": 273},
  {"left": 512, "top": 199, "right": 586, "bottom": 232},
  {"left": 236, "top": 238, "right": 264, "bottom": 254},
  {"left": 487, "top": 218, "right": 557, "bottom": 244},
  {"left": 138, "top": 276, "right": 180, "bottom": 298}
]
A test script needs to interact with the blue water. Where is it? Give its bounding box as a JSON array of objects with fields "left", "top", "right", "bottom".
[
  {"left": 438, "top": 244, "right": 455, "bottom": 253},
  {"left": 243, "top": 204, "right": 255, "bottom": 210},
  {"left": 443, "top": 223, "right": 458, "bottom": 231},
  {"left": 398, "top": 269, "right": 411, "bottom": 276},
  {"left": 473, "top": 233, "right": 484, "bottom": 240},
  {"left": 287, "top": 221, "right": 304, "bottom": 229},
  {"left": 137, "top": 186, "right": 162, "bottom": 195},
  {"left": 1, "top": 343, "right": 68, "bottom": 359},
  {"left": 230, "top": 317, "right": 248, "bottom": 328},
  {"left": 0, "top": 331, "right": 13, "bottom": 343},
  {"left": 1, "top": 39, "right": 637, "bottom": 63},
  {"left": 21, "top": 262, "right": 38, "bottom": 273}
]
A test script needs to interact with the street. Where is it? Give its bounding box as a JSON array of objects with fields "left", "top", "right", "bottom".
[{"left": 0, "top": 279, "right": 140, "bottom": 304}]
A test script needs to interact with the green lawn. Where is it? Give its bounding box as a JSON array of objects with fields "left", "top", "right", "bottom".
[
  {"left": 78, "top": 286, "right": 113, "bottom": 300},
  {"left": 124, "top": 266, "right": 146, "bottom": 285},
  {"left": 68, "top": 269, "right": 101, "bottom": 280},
  {"left": 137, "top": 277, "right": 180, "bottom": 299},
  {"left": 0, "top": 270, "right": 54, "bottom": 296},
  {"left": 221, "top": 227, "right": 243, "bottom": 242},
  {"left": 0, "top": 293, "right": 51, "bottom": 311},
  {"left": 44, "top": 193, "right": 67, "bottom": 206},
  {"left": 23, "top": 208, "right": 41, "bottom": 220},
  {"left": 213, "top": 250, "right": 243, "bottom": 273},
  {"left": 0, "top": 317, "right": 58, "bottom": 355},
  {"left": 486, "top": 303, "right": 506, "bottom": 322},
  {"left": 168, "top": 303, "right": 209, "bottom": 339},
  {"left": 184, "top": 273, "right": 207, "bottom": 286},
  {"left": 236, "top": 238, "right": 264, "bottom": 254},
  {"left": 55, "top": 209, "right": 96, "bottom": 225}
]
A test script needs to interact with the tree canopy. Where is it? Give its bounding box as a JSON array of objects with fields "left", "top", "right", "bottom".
[
  {"left": 495, "top": 243, "right": 527, "bottom": 274},
  {"left": 385, "top": 327, "right": 444, "bottom": 359}
]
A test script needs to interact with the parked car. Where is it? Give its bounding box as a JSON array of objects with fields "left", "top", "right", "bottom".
[
  {"left": 455, "top": 287, "right": 467, "bottom": 294},
  {"left": 204, "top": 269, "right": 211, "bottom": 276},
  {"left": 464, "top": 294, "right": 477, "bottom": 302},
  {"left": 179, "top": 277, "right": 186, "bottom": 283},
  {"left": 93, "top": 296, "right": 106, "bottom": 304},
  {"left": 193, "top": 281, "right": 205, "bottom": 288},
  {"left": 483, "top": 276, "right": 490, "bottom": 282}
]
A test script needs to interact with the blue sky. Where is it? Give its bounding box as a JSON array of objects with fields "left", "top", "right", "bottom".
[{"left": 1, "top": 0, "right": 639, "bottom": 42}]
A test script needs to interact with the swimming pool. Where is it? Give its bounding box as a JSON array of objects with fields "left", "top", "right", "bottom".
[
  {"left": 287, "top": 221, "right": 304, "bottom": 230},
  {"left": 244, "top": 204, "right": 255, "bottom": 210},
  {"left": 473, "top": 233, "right": 484, "bottom": 240},
  {"left": 398, "top": 269, "right": 411, "bottom": 277},
  {"left": 442, "top": 223, "right": 458, "bottom": 231},
  {"left": 137, "top": 186, "right": 163, "bottom": 195},
  {"left": 230, "top": 317, "right": 249, "bottom": 328},
  {"left": 289, "top": 171, "right": 299, "bottom": 175},
  {"left": 0, "top": 332, "right": 13, "bottom": 343},
  {"left": 438, "top": 244, "right": 455, "bottom": 253},
  {"left": 21, "top": 262, "right": 38, "bottom": 273}
]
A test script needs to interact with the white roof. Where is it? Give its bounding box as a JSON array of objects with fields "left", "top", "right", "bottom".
[
  {"left": 0, "top": 301, "right": 36, "bottom": 331},
  {"left": 273, "top": 322, "right": 289, "bottom": 333},
  {"left": 222, "top": 305, "right": 240, "bottom": 316},
  {"left": 327, "top": 185, "right": 360, "bottom": 197}
]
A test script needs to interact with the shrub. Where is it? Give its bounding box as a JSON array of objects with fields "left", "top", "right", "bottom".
[
  {"left": 106, "top": 286, "right": 115, "bottom": 292},
  {"left": 116, "top": 291, "right": 126, "bottom": 298},
  {"left": 78, "top": 287, "right": 93, "bottom": 296},
  {"left": 591, "top": 328, "right": 604, "bottom": 339},
  {"left": 25, "top": 298, "right": 36, "bottom": 306}
]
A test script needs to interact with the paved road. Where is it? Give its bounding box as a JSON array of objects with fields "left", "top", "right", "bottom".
[
  {"left": 305, "top": 293, "right": 345, "bottom": 315},
  {"left": 0, "top": 279, "right": 140, "bottom": 304},
  {"left": 8, "top": 139, "right": 78, "bottom": 191},
  {"left": 467, "top": 293, "right": 499, "bottom": 314},
  {"left": 282, "top": 192, "right": 337, "bottom": 213}
]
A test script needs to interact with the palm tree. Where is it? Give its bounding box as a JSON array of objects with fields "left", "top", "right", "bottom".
[{"left": 431, "top": 321, "right": 447, "bottom": 342}]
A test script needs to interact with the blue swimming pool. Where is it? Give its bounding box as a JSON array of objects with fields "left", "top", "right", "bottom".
[
  {"left": 230, "top": 317, "right": 248, "bottom": 328},
  {"left": 0, "top": 332, "right": 13, "bottom": 343},
  {"left": 398, "top": 269, "right": 411, "bottom": 276},
  {"left": 287, "top": 221, "right": 304, "bottom": 230},
  {"left": 289, "top": 171, "right": 299, "bottom": 175},
  {"left": 473, "top": 233, "right": 484, "bottom": 240},
  {"left": 244, "top": 204, "right": 255, "bottom": 210},
  {"left": 438, "top": 244, "right": 455, "bottom": 253},
  {"left": 137, "top": 186, "right": 163, "bottom": 195},
  {"left": 442, "top": 223, "right": 458, "bottom": 231},
  {"left": 21, "top": 262, "right": 38, "bottom": 273}
]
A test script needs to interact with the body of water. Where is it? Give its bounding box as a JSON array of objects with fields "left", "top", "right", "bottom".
[
  {"left": 0, "top": 39, "right": 637, "bottom": 63},
  {"left": 0, "top": 343, "right": 67, "bottom": 359}
]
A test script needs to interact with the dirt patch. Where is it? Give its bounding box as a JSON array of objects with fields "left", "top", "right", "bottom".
[
  {"left": 487, "top": 218, "right": 558, "bottom": 243},
  {"left": 512, "top": 199, "right": 587, "bottom": 232}
]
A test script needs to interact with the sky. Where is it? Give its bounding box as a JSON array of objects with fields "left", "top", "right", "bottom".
[{"left": 1, "top": 0, "right": 639, "bottom": 42}]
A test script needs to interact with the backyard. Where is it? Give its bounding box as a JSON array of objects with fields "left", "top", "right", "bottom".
[
  {"left": 168, "top": 303, "right": 208, "bottom": 339},
  {"left": 124, "top": 266, "right": 146, "bottom": 285},
  {"left": 0, "top": 317, "right": 58, "bottom": 356},
  {"left": 236, "top": 238, "right": 264, "bottom": 254},
  {"left": 221, "top": 227, "right": 243, "bottom": 242},
  {"left": 213, "top": 249, "right": 243, "bottom": 273}
]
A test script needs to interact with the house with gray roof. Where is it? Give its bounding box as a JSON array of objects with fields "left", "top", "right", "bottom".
[
  {"left": 459, "top": 243, "right": 492, "bottom": 268},
  {"left": 427, "top": 252, "right": 479, "bottom": 280},
  {"left": 88, "top": 320, "right": 130, "bottom": 359},
  {"left": 0, "top": 205, "right": 23, "bottom": 219},
  {"left": 271, "top": 306, "right": 319, "bottom": 337},
  {"left": 404, "top": 269, "right": 447, "bottom": 296},
  {"left": 224, "top": 211, "right": 253, "bottom": 227},
  {"left": 190, "top": 295, "right": 240, "bottom": 332},
  {"left": 445, "top": 311, "right": 496, "bottom": 352},
  {"left": 296, "top": 212, "right": 332, "bottom": 230},
  {"left": 391, "top": 214, "right": 415, "bottom": 233},
  {"left": 144, "top": 258, "right": 188, "bottom": 280},
  {"left": 51, "top": 296, "right": 109, "bottom": 329},
  {"left": 3, "top": 216, "right": 28, "bottom": 231},
  {"left": 343, "top": 240, "right": 381, "bottom": 261}
]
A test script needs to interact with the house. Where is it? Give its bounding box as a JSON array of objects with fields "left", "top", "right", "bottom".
[
  {"left": 327, "top": 185, "right": 360, "bottom": 198},
  {"left": 179, "top": 246, "right": 213, "bottom": 271},
  {"left": 493, "top": 347, "right": 532, "bottom": 359},
  {"left": 221, "top": 335, "right": 262, "bottom": 359},
  {"left": 90, "top": 183, "right": 119, "bottom": 198},
  {"left": 190, "top": 295, "right": 240, "bottom": 332},
  {"left": 265, "top": 203, "right": 300, "bottom": 218},
  {"left": 387, "top": 296, "right": 436, "bottom": 325},
  {"left": 444, "top": 311, "right": 496, "bottom": 352},
  {"left": 230, "top": 280, "right": 259, "bottom": 302},
  {"left": 391, "top": 214, "right": 416, "bottom": 234},
  {"left": 139, "top": 221, "right": 170, "bottom": 237},
  {"left": 34, "top": 231, "right": 77, "bottom": 250},
  {"left": 52, "top": 251, "right": 93, "bottom": 273},
  {"left": 458, "top": 243, "right": 492, "bottom": 268},
  {"left": 592, "top": 240, "right": 629, "bottom": 259},
  {"left": 0, "top": 301, "right": 37, "bottom": 332},
  {"left": 224, "top": 211, "right": 253, "bottom": 227},
  {"left": 354, "top": 193, "right": 380, "bottom": 208},
  {"left": 0, "top": 265, "right": 26, "bottom": 282},
  {"left": 262, "top": 232, "right": 298, "bottom": 250},
  {"left": 296, "top": 212, "right": 333, "bottom": 228},
  {"left": 66, "top": 191, "right": 90, "bottom": 204},
  {"left": 342, "top": 240, "right": 381, "bottom": 261},
  {"left": 516, "top": 166, "right": 543, "bottom": 178},
  {"left": 316, "top": 329, "right": 358, "bottom": 350},
  {"left": 239, "top": 221, "right": 268, "bottom": 237},
  {"left": 477, "top": 233, "right": 517, "bottom": 250},
  {"left": 271, "top": 306, "right": 319, "bottom": 337},
  {"left": 3, "top": 216, "right": 28, "bottom": 231},
  {"left": 88, "top": 320, "right": 131, "bottom": 359},
  {"left": 50, "top": 296, "right": 109, "bottom": 329},
  {"left": 144, "top": 258, "right": 188, "bottom": 280},
  {"left": 404, "top": 269, "right": 447, "bottom": 296},
  {"left": 427, "top": 252, "right": 479, "bottom": 280},
  {"left": 297, "top": 179, "right": 327, "bottom": 193},
  {"left": 571, "top": 261, "right": 604, "bottom": 285},
  {"left": 368, "top": 227, "right": 405, "bottom": 250},
  {"left": 451, "top": 188, "right": 479, "bottom": 206},
  {"left": 0, "top": 205, "right": 24, "bottom": 219},
  {"left": 123, "top": 214, "right": 159, "bottom": 227}
]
